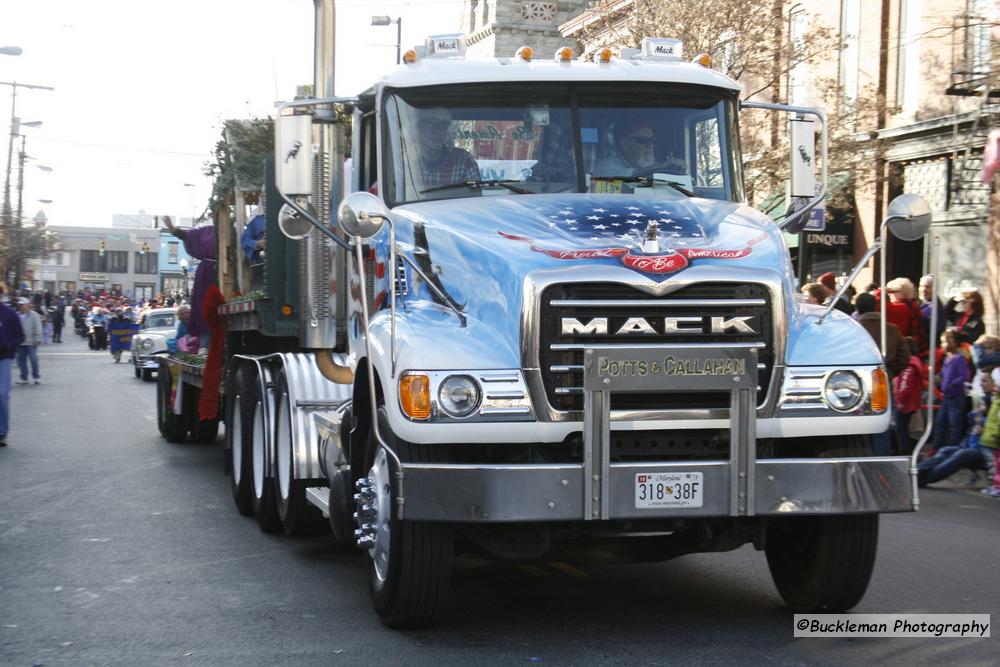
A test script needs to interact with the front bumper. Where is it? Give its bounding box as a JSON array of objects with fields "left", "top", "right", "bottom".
[
  {"left": 397, "top": 456, "right": 913, "bottom": 521},
  {"left": 134, "top": 354, "right": 161, "bottom": 370}
]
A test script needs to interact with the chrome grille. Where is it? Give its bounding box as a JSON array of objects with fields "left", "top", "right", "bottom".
[{"left": 539, "top": 282, "right": 774, "bottom": 412}]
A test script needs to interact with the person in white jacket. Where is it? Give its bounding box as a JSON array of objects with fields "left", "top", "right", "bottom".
[{"left": 15, "top": 298, "right": 43, "bottom": 384}]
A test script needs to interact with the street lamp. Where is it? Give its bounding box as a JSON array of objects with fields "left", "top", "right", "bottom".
[
  {"left": 0, "top": 47, "right": 22, "bottom": 56},
  {"left": 371, "top": 15, "right": 402, "bottom": 65},
  {"left": 183, "top": 182, "right": 197, "bottom": 224},
  {"left": 179, "top": 258, "right": 190, "bottom": 299}
]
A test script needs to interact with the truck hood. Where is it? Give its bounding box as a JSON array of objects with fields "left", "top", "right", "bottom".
[{"left": 387, "top": 193, "right": 791, "bottom": 367}]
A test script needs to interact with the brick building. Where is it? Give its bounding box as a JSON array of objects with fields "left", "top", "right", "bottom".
[{"left": 560, "top": 0, "right": 999, "bottom": 335}]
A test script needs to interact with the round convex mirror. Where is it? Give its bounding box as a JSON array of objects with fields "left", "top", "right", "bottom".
[
  {"left": 277, "top": 203, "right": 315, "bottom": 240},
  {"left": 886, "top": 193, "right": 932, "bottom": 241},
  {"left": 338, "top": 192, "right": 390, "bottom": 238}
]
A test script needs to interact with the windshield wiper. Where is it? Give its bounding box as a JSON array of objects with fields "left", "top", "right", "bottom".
[
  {"left": 420, "top": 179, "right": 530, "bottom": 195},
  {"left": 592, "top": 175, "right": 695, "bottom": 198}
]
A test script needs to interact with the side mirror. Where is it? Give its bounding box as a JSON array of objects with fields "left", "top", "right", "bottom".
[
  {"left": 275, "top": 114, "right": 313, "bottom": 196},
  {"left": 277, "top": 202, "right": 315, "bottom": 240},
  {"left": 885, "top": 193, "right": 932, "bottom": 241},
  {"left": 337, "top": 192, "right": 390, "bottom": 238}
]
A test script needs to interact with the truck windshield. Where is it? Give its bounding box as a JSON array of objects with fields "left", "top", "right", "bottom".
[{"left": 381, "top": 82, "right": 741, "bottom": 206}]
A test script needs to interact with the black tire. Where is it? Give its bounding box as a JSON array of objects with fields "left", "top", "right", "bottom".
[
  {"left": 193, "top": 418, "right": 219, "bottom": 443},
  {"left": 141, "top": 368, "right": 154, "bottom": 382},
  {"left": 327, "top": 406, "right": 358, "bottom": 551},
  {"left": 765, "top": 434, "right": 879, "bottom": 612},
  {"left": 157, "top": 367, "right": 188, "bottom": 443},
  {"left": 273, "top": 370, "right": 327, "bottom": 536},
  {"left": 248, "top": 374, "right": 281, "bottom": 533},
  {"left": 227, "top": 365, "right": 255, "bottom": 516},
  {"left": 134, "top": 364, "right": 141, "bottom": 378},
  {"left": 365, "top": 407, "right": 453, "bottom": 629}
]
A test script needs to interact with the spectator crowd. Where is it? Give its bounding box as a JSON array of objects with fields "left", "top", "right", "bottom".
[{"left": 802, "top": 272, "right": 1000, "bottom": 497}]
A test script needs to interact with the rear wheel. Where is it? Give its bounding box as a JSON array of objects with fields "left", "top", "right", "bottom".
[
  {"left": 141, "top": 368, "right": 154, "bottom": 382},
  {"left": 249, "top": 376, "right": 281, "bottom": 533},
  {"left": 227, "top": 365, "right": 255, "bottom": 516},
  {"left": 193, "top": 417, "right": 219, "bottom": 443},
  {"left": 157, "top": 367, "right": 188, "bottom": 443},
  {"left": 360, "top": 407, "right": 453, "bottom": 628},
  {"left": 274, "top": 370, "right": 326, "bottom": 536},
  {"left": 764, "top": 434, "right": 879, "bottom": 612}
]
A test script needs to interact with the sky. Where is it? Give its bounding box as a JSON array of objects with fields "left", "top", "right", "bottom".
[{"left": 1, "top": 0, "right": 465, "bottom": 228}]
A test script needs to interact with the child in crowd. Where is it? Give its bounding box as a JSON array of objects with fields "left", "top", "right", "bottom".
[
  {"left": 932, "top": 330, "right": 971, "bottom": 454},
  {"left": 893, "top": 337, "right": 924, "bottom": 454},
  {"left": 979, "top": 369, "right": 1000, "bottom": 497}
]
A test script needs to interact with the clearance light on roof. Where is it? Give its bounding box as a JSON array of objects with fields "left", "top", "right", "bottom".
[
  {"left": 693, "top": 53, "right": 712, "bottom": 67},
  {"left": 596, "top": 47, "right": 614, "bottom": 64},
  {"left": 403, "top": 48, "right": 418, "bottom": 64},
  {"left": 425, "top": 33, "right": 467, "bottom": 58},
  {"left": 641, "top": 37, "right": 683, "bottom": 60},
  {"left": 554, "top": 46, "right": 574, "bottom": 62},
  {"left": 516, "top": 46, "right": 533, "bottom": 62}
]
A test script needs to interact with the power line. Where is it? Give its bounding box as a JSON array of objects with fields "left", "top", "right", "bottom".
[{"left": 29, "top": 136, "right": 207, "bottom": 158}]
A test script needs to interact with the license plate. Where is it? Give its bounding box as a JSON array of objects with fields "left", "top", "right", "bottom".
[{"left": 634, "top": 472, "right": 704, "bottom": 509}]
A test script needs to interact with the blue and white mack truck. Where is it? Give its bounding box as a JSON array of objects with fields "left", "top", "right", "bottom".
[{"left": 158, "top": 1, "right": 935, "bottom": 628}]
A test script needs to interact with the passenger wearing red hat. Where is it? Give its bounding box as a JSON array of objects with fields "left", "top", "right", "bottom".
[{"left": 817, "top": 271, "right": 853, "bottom": 315}]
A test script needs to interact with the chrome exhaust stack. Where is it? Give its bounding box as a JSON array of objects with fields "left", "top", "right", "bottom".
[{"left": 298, "top": 0, "right": 345, "bottom": 349}]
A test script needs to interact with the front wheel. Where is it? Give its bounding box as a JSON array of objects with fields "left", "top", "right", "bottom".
[
  {"left": 765, "top": 433, "right": 879, "bottom": 612},
  {"left": 359, "top": 407, "right": 453, "bottom": 628},
  {"left": 765, "top": 514, "right": 879, "bottom": 612},
  {"left": 141, "top": 368, "right": 154, "bottom": 382}
]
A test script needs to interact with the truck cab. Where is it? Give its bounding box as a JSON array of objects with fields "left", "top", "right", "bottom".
[{"left": 211, "top": 26, "right": 931, "bottom": 629}]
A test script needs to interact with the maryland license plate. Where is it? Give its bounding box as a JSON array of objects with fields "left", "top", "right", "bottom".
[{"left": 635, "top": 472, "right": 704, "bottom": 509}]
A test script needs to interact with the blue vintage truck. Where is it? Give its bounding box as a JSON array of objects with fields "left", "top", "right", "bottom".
[{"left": 158, "top": 1, "right": 933, "bottom": 629}]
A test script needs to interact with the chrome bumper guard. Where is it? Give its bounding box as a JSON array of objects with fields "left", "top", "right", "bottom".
[
  {"left": 399, "top": 457, "right": 913, "bottom": 521},
  {"left": 401, "top": 346, "right": 913, "bottom": 522}
]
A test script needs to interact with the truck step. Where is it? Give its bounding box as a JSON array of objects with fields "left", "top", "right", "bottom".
[{"left": 305, "top": 486, "right": 330, "bottom": 515}]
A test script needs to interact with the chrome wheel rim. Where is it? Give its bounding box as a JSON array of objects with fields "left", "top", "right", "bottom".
[
  {"left": 252, "top": 401, "right": 265, "bottom": 500},
  {"left": 231, "top": 393, "right": 243, "bottom": 486},
  {"left": 276, "top": 389, "right": 292, "bottom": 501},
  {"left": 369, "top": 448, "right": 392, "bottom": 583}
]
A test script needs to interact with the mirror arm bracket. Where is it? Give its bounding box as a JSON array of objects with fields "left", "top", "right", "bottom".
[{"left": 277, "top": 193, "right": 352, "bottom": 250}]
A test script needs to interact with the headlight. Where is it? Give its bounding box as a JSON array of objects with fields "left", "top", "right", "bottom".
[
  {"left": 823, "top": 370, "right": 864, "bottom": 412},
  {"left": 140, "top": 338, "right": 155, "bottom": 351},
  {"left": 437, "top": 375, "right": 481, "bottom": 418}
]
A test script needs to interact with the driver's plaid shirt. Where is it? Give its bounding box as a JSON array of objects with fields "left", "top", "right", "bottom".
[{"left": 419, "top": 147, "right": 481, "bottom": 189}]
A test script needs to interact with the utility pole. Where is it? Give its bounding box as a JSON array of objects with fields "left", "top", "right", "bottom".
[
  {"left": 14, "top": 135, "right": 24, "bottom": 287},
  {"left": 1, "top": 80, "right": 54, "bottom": 291}
]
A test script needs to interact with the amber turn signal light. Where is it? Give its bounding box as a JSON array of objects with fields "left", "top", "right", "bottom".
[
  {"left": 399, "top": 374, "right": 431, "bottom": 420},
  {"left": 281, "top": 304, "right": 293, "bottom": 316},
  {"left": 554, "top": 46, "right": 573, "bottom": 62},
  {"left": 870, "top": 368, "right": 889, "bottom": 413}
]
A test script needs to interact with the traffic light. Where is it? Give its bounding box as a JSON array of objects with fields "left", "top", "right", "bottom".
[
  {"left": 99, "top": 240, "right": 106, "bottom": 256},
  {"left": 140, "top": 241, "right": 149, "bottom": 255}
]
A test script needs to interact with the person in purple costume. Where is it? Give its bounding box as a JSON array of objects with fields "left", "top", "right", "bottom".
[{"left": 159, "top": 215, "right": 217, "bottom": 352}]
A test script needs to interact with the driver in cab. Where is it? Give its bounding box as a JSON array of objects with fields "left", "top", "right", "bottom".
[
  {"left": 593, "top": 118, "right": 685, "bottom": 177},
  {"left": 414, "top": 108, "right": 480, "bottom": 191}
]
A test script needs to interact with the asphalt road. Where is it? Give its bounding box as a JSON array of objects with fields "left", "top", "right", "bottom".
[{"left": 1, "top": 331, "right": 997, "bottom": 666}]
